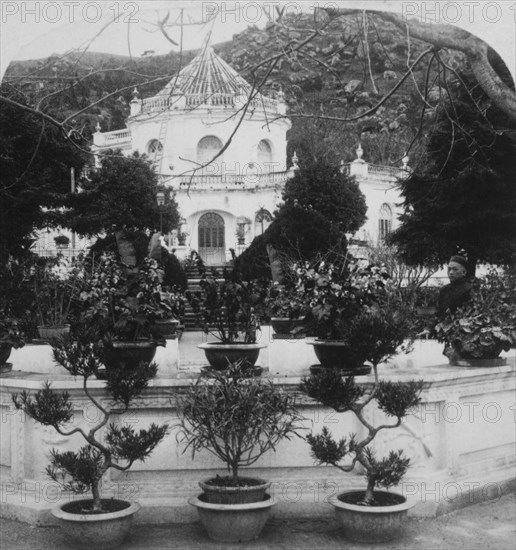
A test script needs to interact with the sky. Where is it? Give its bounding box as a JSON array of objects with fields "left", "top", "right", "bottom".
[{"left": 1, "top": 1, "right": 515, "bottom": 82}]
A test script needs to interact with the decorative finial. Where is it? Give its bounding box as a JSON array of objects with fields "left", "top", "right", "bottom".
[
  {"left": 402, "top": 153, "right": 409, "bottom": 170},
  {"left": 356, "top": 143, "right": 363, "bottom": 160},
  {"left": 132, "top": 87, "right": 139, "bottom": 99},
  {"left": 95, "top": 122, "right": 101, "bottom": 133},
  {"left": 292, "top": 151, "right": 299, "bottom": 170}
]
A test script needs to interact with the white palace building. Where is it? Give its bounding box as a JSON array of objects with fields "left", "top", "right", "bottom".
[{"left": 36, "top": 43, "right": 410, "bottom": 263}]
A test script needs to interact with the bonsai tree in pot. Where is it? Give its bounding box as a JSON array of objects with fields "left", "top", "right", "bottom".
[
  {"left": 300, "top": 301, "right": 423, "bottom": 543},
  {"left": 176, "top": 361, "right": 303, "bottom": 542},
  {"left": 434, "top": 269, "right": 516, "bottom": 366},
  {"left": 12, "top": 336, "right": 168, "bottom": 549},
  {"left": 188, "top": 274, "right": 268, "bottom": 370}
]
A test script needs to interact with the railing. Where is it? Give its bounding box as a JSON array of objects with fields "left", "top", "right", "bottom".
[
  {"left": 368, "top": 164, "right": 407, "bottom": 179},
  {"left": 342, "top": 162, "right": 409, "bottom": 181},
  {"left": 93, "top": 129, "right": 131, "bottom": 147},
  {"left": 169, "top": 169, "right": 294, "bottom": 189},
  {"left": 141, "top": 93, "right": 280, "bottom": 115}
]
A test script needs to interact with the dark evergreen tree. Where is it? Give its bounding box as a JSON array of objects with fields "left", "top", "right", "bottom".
[
  {"left": 235, "top": 161, "right": 367, "bottom": 280},
  {"left": 65, "top": 150, "right": 180, "bottom": 236},
  {"left": 389, "top": 73, "right": 516, "bottom": 273},
  {"left": 0, "top": 87, "right": 86, "bottom": 265}
]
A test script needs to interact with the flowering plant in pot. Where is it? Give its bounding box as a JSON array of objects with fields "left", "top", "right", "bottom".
[
  {"left": 187, "top": 275, "right": 268, "bottom": 370},
  {"left": 264, "top": 281, "right": 309, "bottom": 336},
  {"left": 300, "top": 303, "right": 424, "bottom": 543},
  {"left": 176, "top": 361, "right": 303, "bottom": 542},
  {"left": 434, "top": 270, "right": 516, "bottom": 366},
  {"left": 293, "top": 259, "right": 395, "bottom": 375},
  {"left": 77, "top": 253, "right": 167, "bottom": 368},
  {"left": 30, "top": 256, "right": 83, "bottom": 340},
  {"left": 12, "top": 335, "right": 168, "bottom": 549}
]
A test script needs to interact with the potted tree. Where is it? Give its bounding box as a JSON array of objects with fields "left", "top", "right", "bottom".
[
  {"left": 295, "top": 260, "right": 395, "bottom": 375},
  {"left": 188, "top": 275, "right": 268, "bottom": 371},
  {"left": 176, "top": 362, "right": 303, "bottom": 542},
  {"left": 300, "top": 302, "right": 424, "bottom": 543},
  {"left": 434, "top": 270, "right": 516, "bottom": 366},
  {"left": 12, "top": 336, "right": 168, "bottom": 549},
  {"left": 0, "top": 315, "right": 25, "bottom": 373}
]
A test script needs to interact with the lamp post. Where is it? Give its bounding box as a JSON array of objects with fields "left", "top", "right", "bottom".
[{"left": 156, "top": 190, "right": 165, "bottom": 235}]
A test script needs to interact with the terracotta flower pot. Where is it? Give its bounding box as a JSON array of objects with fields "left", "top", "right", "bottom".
[
  {"left": 51, "top": 499, "right": 140, "bottom": 549},
  {"left": 197, "top": 342, "right": 266, "bottom": 370},
  {"left": 189, "top": 493, "right": 275, "bottom": 542},
  {"left": 199, "top": 477, "right": 270, "bottom": 504},
  {"left": 331, "top": 490, "right": 414, "bottom": 543}
]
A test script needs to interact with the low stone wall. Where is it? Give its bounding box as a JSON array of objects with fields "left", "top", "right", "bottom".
[{"left": 1, "top": 333, "right": 514, "bottom": 525}]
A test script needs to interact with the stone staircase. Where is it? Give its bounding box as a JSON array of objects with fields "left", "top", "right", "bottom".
[{"left": 183, "top": 264, "right": 228, "bottom": 331}]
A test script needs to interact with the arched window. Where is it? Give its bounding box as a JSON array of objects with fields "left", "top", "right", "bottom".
[
  {"left": 197, "top": 135, "right": 223, "bottom": 167},
  {"left": 254, "top": 209, "right": 273, "bottom": 236},
  {"left": 147, "top": 139, "right": 163, "bottom": 155},
  {"left": 257, "top": 140, "right": 272, "bottom": 171},
  {"left": 378, "top": 203, "right": 393, "bottom": 242}
]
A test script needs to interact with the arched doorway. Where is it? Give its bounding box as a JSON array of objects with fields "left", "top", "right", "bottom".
[{"left": 198, "top": 212, "right": 225, "bottom": 265}]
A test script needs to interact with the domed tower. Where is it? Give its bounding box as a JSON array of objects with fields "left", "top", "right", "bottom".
[{"left": 93, "top": 42, "right": 293, "bottom": 265}]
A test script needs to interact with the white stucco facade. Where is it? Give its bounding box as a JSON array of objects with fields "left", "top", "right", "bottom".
[{"left": 37, "top": 44, "right": 409, "bottom": 264}]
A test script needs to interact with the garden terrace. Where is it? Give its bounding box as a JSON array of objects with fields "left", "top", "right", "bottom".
[{"left": 1, "top": 330, "right": 514, "bottom": 525}]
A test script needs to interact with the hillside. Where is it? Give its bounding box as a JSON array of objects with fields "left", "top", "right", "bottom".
[{"left": 3, "top": 12, "right": 468, "bottom": 165}]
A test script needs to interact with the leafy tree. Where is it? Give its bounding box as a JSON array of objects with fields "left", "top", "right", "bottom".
[
  {"left": 389, "top": 72, "right": 516, "bottom": 272},
  {"left": 282, "top": 161, "right": 367, "bottom": 234},
  {"left": 64, "top": 150, "right": 180, "bottom": 237},
  {"left": 0, "top": 87, "right": 86, "bottom": 266},
  {"left": 235, "top": 162, "right": 366, "bottom": 280}
]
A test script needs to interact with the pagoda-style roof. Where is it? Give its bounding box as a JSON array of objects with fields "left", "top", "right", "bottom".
[
  {"left": 157, "top": 46, "right": 252, "bottom": 98},
  {"left": 136, "top": 44, "right": 282, "bottom": 115}
]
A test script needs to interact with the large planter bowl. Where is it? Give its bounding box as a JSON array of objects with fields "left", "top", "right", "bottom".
[
  {"left": 189, "top": 494, "right": 275, "bottom": 542},
  {"left": 197, "top": 342, "right": 266, "bottom": 370},
  {"left": 51, "top": 499, "right": 140, "bottom": 549},
  {"left": 199, "top": 477, "right": 270, "bottom": 504},
  {"left": 102, "top": 340, "right": 158, "bottom": 369},
  {"left": 448, "top": 343, "right": 507, "bottom": 366},
  {"left": 307, "top": 339, "right": 371, "bottom": 375},
  {"left": 331, "top": 490, "right": 414, "bottom": 543},
  {"left": 153, "top": 318, "right": 179, "bottom": 339},
  {"left": 38, "top": 324, "right": 70, "bottom": 341}
]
